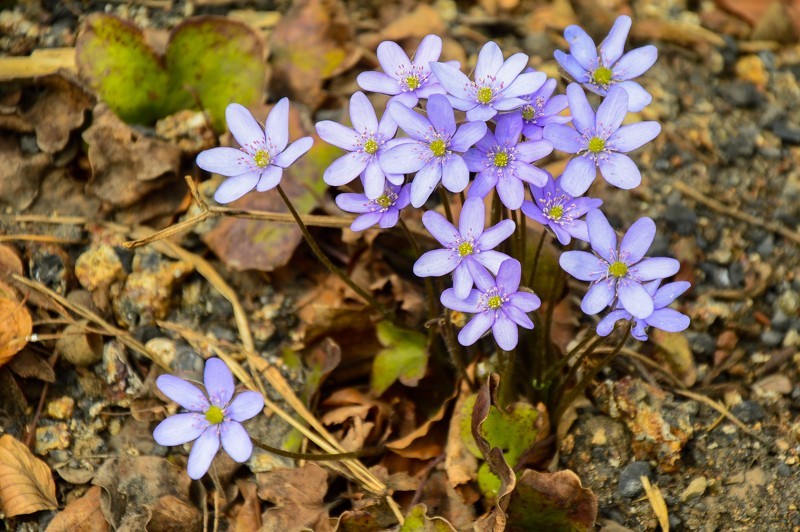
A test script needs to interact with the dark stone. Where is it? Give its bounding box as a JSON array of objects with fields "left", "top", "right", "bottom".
[
  {"left": 617, "top": 461, "right": 653, "bottom": 498},
  {"left": 664, "top": 197, "right": 697, "bottom": 236},
  {"left": 771, "top": 121, "right": 800, "bottom": 145},
  {"left": 669, "top": 514, "right": 683, "bottom": 531},
  {"left": 717, "top": 81, "right": 764, "bottom": 108},
  {"left": 760, "top": 329, "right": 784, "bottom": 347},
  {"left": 729, "top": 262, "right": 745, "bottom": 288},
  {"left": 731, "top": 400, "right": 766, "bottom": 423},
  {"left": 772, "top": 310, "right": 791, "bottom": 331},
  {"left": 777, "top": 463, "right": 793, "bottom": 477},
  {"left": 756, "top": 234, "right": 775, "bottom": 257},
  {"left": 687, "top": 332, "right": 716, "bottom": 357}
]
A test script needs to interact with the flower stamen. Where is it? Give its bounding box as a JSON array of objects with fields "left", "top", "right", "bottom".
[
  {"left": 430, "top": 139, "right": 447, "bottom": 157},
  {"left": 487, "top": 295, "right": 503, "bottom": 309},
  {"left": 253, "top": 149, "right": 270, "bottom": 168},
  {"left": 477, "top": 86, "right": 493, "bottom": 104},
  {"left": 608, "top": 261, "right": 628, "bottom": 278},
  {"left": 205, "top": 405, "right": 225, "bottom": 425},
  {"left": 588, "top": 137, "right": 605, "bottom": 153},
  {"left": 364, "top": 138, "right": 379, "bottom": 154},
  {"left": 592, "top": 66, "right": 613, "bottom": 87},
  {"left": 458, "top": 241, "right": 474, "bottom": 256}
]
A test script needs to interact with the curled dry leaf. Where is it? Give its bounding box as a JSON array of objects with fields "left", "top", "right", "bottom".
[
  {"left": 0, "top": 434, "right": 58, "bottom": 517},
  {"left": 46, "top": 486, "right": 109, "bottom": 532},
  {"left": 400, "top": 504, "right": 456, "bottom": 532},
  {"left": 0, "top": 293, "right": 32, "bottom": 368},
  {"left": 256, "top": 463, "right": 330, "bottom": 531},
  {"left": 0, "top": 136, "right": 51, "bottom": 210}
]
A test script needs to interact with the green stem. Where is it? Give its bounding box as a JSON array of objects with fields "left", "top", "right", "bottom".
[
  {"left": 399, "top": 218, "right": 437, "bottom": 322},
  {"left": 527, "top": 231, "right": 547, "bottom": 288},
  {"left": 439, "top": 188, "right": 454, "bottom": 224},
  {"left": 520, "top": 212, "right": 527, "bottom": 275},
  {"left": 498, "top": 348, "right": 517, "bottom": 406},
  {"left": 275, "top": 185, "right": 394, "bottom": 321},
  {"left": 252, "top": 437, "right": 385, "bottom": 461}
]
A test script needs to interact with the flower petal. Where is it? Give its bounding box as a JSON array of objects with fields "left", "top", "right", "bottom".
[
  {"left": 543, "top": 124, "right": 584, "bottom": 154},
  {"left": 357, "top": 71, "right": 402, "bottom": 95},
  {"left": 336, "top": 193, "right": 371, "bottom": 214},
  {"left": 503, "top": 71, "right": 547, "bottom": 99},
  {"left": 350, "top": 91, "right": 379, "bottom": 133},
  {"left": 466, "top": 105, "right": 497, "bottom": 122},
  {"left": 220, "top": 421, "right": 253, "bottom": 463},
  {"left": 453, "top": 262, "right": 474, "bottom": 299},
  {"left": 450, "top": 121, "right": 488, "bottom": 152},
  {"left": 187, "top": 427, "right": 220, "bottom": 480},
  {"left": 422, "top": 210, "right": 459, "bottom": 245},
  {"left": 473, "top": 250, "right": 511, "bottom": 274},
  {"left": 361, "top": 159, "right": 386, "bottom": 199},
  {"left": 429, "top": 62, "right": 472, "bottom": 100},
  {"left": 226, "top": 391, "right": 265, "bottom": 422},
  {"left": 265, "top": 98, "right": 290, "bottom": 152},
  {"left": 377, "top": 40, "right": 412, "bottom": 76},
  {"left": 413, "top": 249, "right": 459, "bottom": 277},
  {"left": 508, "top": 292, "right": 541, "bottom": 312},
  {"left": 351, "top": 212, "right": 383, "bottom": 231},
  {"left": 468, "top": 259, "right": 496, "bottom": 292},
  {"left": 496, "top": 258, "right": 521, "bottom": 293},
  {"left": 196, "top": 147, "right": 250, "bottom": 176},
  {"left": 566, "top": 83, "right": 595, "bottom": 134},
  {"left": 477, "top": 219, "right": 515, "bottom": 250},
  {"left": 458, "top": 312, "right": 494, "bottom": 346},
  {"left": 214, "top": 172, "right": 260, "bottom": 204},
  {"left": 515, "top": 139, "right": 553, "bottom": 162},
  {"left": 586, "top": 209, "right": 617, "bottom": 263},
  {"left": 620, "top": 217, "right": 655, "bottom": 262},
  {"left": 596, "top": 309, "right": 630, "bottom": 337},
  {"left": 496, "top": 174, "right": 525, "bottom": 210},
  {"left": 273, "top": 137, "right": 313, "bottom": 168},
  {"left": 581, "top": 281, "right": 615, "bottom": 315},
  {"left": 378, "top": 209, "right": 400, "bottom": 228},
  {"left": 618, "top": 281, "right": 654, "bottom": 318},
  {"left": 595, "top": 86, "right": 628, "bottom": 136},
  {"left": 564, "top": 25, "right": 598, "bottom": 70},
  {"left": 459, "top": 197, "right": 485, "bottom": 239},
  {"left": 255, "top": 165, "right": 282, "bottom": 192},
  {"left": 441, "top": 155, "right": 469, "bottom": 193},
  {"left": 494, "top": 114, "right": 524, "bottom": 146},
  {"left": 315, "top": 121, "right": 359, "bottom": 151},
  {"left": 426, "top": 94, "right": 456, "bottom": 136},
  {"left": 441, "top": 288, "right": 482, "bottom": 313},
  {"left": 204, "top": 357, "right": 235, "bottom": 407},
  {"left": 410, "top": 161, "right": 443, "bottom": 207},
  {"left": 153, "top": 413, "right": 208, "bottom": 446},
  {"left": 156, "top": 374, "right": 209, "bottom": 412},
  {"left": 607, "top": 122, "right": 661, "bottom": 152},
  {"left": 493, "top": 97, "right": 527, "bottom": 111},
  {"left": 632, "top": 257, "right": 680, "bottom": 281},
  {"left": 645, "top": 308, "right": 690, "bottom": 333},
  {"left": 389, "top": 102, "right": 432, "bottom": 141},
  {"left": 652, "top": 281, "right": 691, "bottom": 309},
  {"left": 475, "top": 41, "right": 504, "bottom": 79},
  {"left": 492, "top": 314, "right": 519, "bottom": 351},
  {"left": 324, "top": 152, "right": 369, "bottom": 186},
  {"left": 600, "top": 15, "right": 632, "bottom": 65},
  {"left": 414, "top": 34, "right": 442, "bottom": 67},
  {"left": 379, "top": 142, "right": 426, "bottom": 174},
  {"left": 554, "top": 50, "right": 590, "bottom": 83},
  {"left": 614, "top": 45, "right": 657, "bottom": 80},
  {"left": 616, "top": 81, "right": 652, "bottom": 112},
  {"left": 226, "top": 103, "right": 264, "bottom": 148},
  {"left": 560, "top": 156, "right": 596, "bottom": 196},
  {"left": 495, "top": 53, "right": 530, "bottom": 88},
  {"left": 559, "top": 250, "right": 603, "bottom": 281},
  {"left": 598, "top": 152, "right": 641, "bottom": 189},
  {"left": 503, "top": 305, "right": 534, "bottom": 329},
  {"left": 512, "top": 162, "right": 549, "bottom": 187}
]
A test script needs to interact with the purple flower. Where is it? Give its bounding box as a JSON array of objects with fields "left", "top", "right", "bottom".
[
  {"left": 335, "top": 183, "right": 411, "bottom": 231},
  {"left": 543, "top": 84, "right": 660, "bottom": 196},
  {"left": 463, "top": 113, "right": 553, "bottom": 210},
  {"left": 380, "top": 94, "right": 487, "bottom": 207},
  {"left": 441, "top": 259, "right": 541, "bottom": 351},
  {"left": 197, "top": 100, "right": 313, "bottom": 204},
  {"left": 316, "top": 92, "right": 406, "bottom": 199},
  {"left": 555, "top": 16, "right": 657, "bottom": 112},
  {"left": 559, "top": 210, "right": 679, "bottom": 319},
  {"left": 153, "top": 358, "right": 264, "bottom": 479},
  {"left": 357, "top": 35, "right": 453, "bottom": 107},
  {"left": 521, "top": 175, "right": 602, "bottom": 245},
  {"left": 597, "top": 280, "right": 691, "bottom": 341},
  {"left": 414, "top": 196, "right": 515, "bottom": 299},
  {"left": 510, "top": 74, "right": 570, "bottom": 140},
  {"left": 430, "top": 41, "right": 546, "bottom": 121}
]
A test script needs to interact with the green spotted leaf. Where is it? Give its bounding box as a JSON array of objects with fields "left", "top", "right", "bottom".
[{"left": 370, "top": 321, "right": 428, "bottom": 396}]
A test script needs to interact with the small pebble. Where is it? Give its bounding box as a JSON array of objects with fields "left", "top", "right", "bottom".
[
  {"left": 681, "top": 476, "right": 708, "bottom": 502},
  {"left": 617, "top": 461, "right": 653, "bottom": 498},
  {"left": 46, "top": 396, "right": 75, "bottom": 420},
  {"left": 777, "top": 463, "right": 793, "bottom": 477},
  {"left": 731, "top": 400, "right": 766, "bottom": 423},
  {"left": 35, "top": 423, "right": 71, "bottom": 454}
]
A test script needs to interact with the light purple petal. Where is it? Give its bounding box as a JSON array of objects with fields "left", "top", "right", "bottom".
[
  {"left": 595, "top": 86, "right": 628, "bottom": 136},
  {"left": 153, "top": 413, "right": 208, "bottom": 446},
  {"left": 582, "top": 281, "right": 615, "bottom": 315},
  {"left": 561, "top": 156, "right": 597, "bottom": 196},
  {"left": 554, "top": 50, "right": 590, "bottom": 83},
  {"left": 596, "top": 309, "right": 630, "bottom": 337},
  {"left": 441, "top": 155, "right": 469, "bottom": 193},
  {"left": 645, "top": 308, "right": 690, "bottom": 333},
  {"left": 469, "top": 170, "right": 498, "bottom": 199},
  {"left": 378, "top": 209, "right": 399, "bottom": 228},
  {"left": 453, "top": 262, "right": 474, "bottom": 299},
  {"left": 512, "top": 162, "right": 549, "bottom": 187},
  {"left": 273, "top": 137, "right": 313, "bottom": 168},
  {"left": 459, "top": 197, "right": 485, "bottom": 239},
  {"left": 187, "top": 427, "right": 220, "bottom": 480},
  {"left": 608, "top": 122, "right": 661, "bottom": 152},
  {"left": 389, "top": 103, "right": 432, "bottom": 141},
  {"left": 254, "top": 166, "right": 279, "bottom": 192},
  {"left": 633, "top": 257, "right": 680, "bottom": 281},
  {"left": 473, "top": 250, "right": 511, "bottom": 274},
  {"left": 492, "top": 314, "right": 518, "bottom": 351},
  {"left": 441, "top": 288, "right": 482, "bottom": 313},
  {"left": 220, "top": 421, "right": 253, "bottom": 462},
  {"left": 476, "top": 219, "right": 515, "bottom": 250},
  {"left": 323, "top": 152, "right": 368, "bottom": 186},
  {"left": 422, "top": 210, "right": 459, "bottom": 246},
  {"left": 600, "top": 15, "right": 632, "bottom": 65},
  {"left": 462, "top": 148, "right": 486, "bottom": 172},
  {"left": 226, "top": 103, "right": 264, "bottom": 148},
  {"left": 226, "top": 391, "right": 265, "bottom": 422},
  {"left": 429, "top": 62, "right": 472, "bottom": 100},
  {"left": 214, "top": 172, "right": 259, "bottom": 204},
  {"left": 631, "top": 319, "right": 649, "bottom": 341},
  {"left": 410, "top": 161, "right": 442, "bottom": 207},
  {"left": 496, "top": 259, "right": 521, "bottom": 293},
  {"left": 598, "top": 152, "right": 641, "bottom": 189},
  {"left": 196, "top": 147, "right": 250, "bottom": 176},
  {"left": 448, "top": 95, "right": 475, "bottom": 112},
  {"left": 559, "top": 251, "right": 603, "bottom": 281},
  {"left": 564, "top": 25, "right": 598, "bottom": 70},
  {"left": 653, "top": 281, "right": 691, "bottom": 309},
  {"left": 379, "top": 142, "right": 426, "bottom": 174},
  {"left": 543, "top": 124, "right": 584, "bottom": 154},
  {"left": 494, "top": 114, "right": 523, "bottom": 146},
  {"left": 496, "top": 174, "right": 525, "bottom": 210},
  {"left": 515, "top": 139, "right": 553, "bottom": 162},
  {"left": 362, "top": 159, "right": 385, "bottom": 199},
  {"left": 414, "top": 249, "right": 460, "bottom": 277},
  {"left": 475, "top": 41, "right": 504, "bottom": 79},
  {"left": 521, "top": 202, "right": 548, "bottom": 225},
  {"left": 614, "top": 46, "right": 657, "bottom": 80},
  {"left": 458, "top": 312, "right": 494, "bottom": 346},
  {"left": 204, "top": 359, "right": 234, "bottom": 407},
  {"left": 315, "top": 121, "right": 359, "bottom": 151},
  {"left": 377, "top": 40, "right": 412, "bottom": 76},
  {"left": 493, "top": 97, "right": 527, "bottom": 111},
  {"left": 414, "top": 34, "right": 442, "bottom": 67},
  {"left": 564, "top": 221, "right": 588, "bottom": 243},
  {"left": 495, "top": 53, "right": 530, "bottom": 87},
  {"left": 566, "top": 84, "right": 595, "bottom": 134},
  {"left": 503, "top": 305, "right": 534, "bottom": 329},
  {"left": 586, "top": 210, "right": 617, "bottom": 263},
  {"left": 620, "top": 217, "right": 655, "bottom": 262},
  {"left": 357, "top": 71, "right": 402, "bottom": 95},
  {"left": 156, "top": 375, "right": 210, "bottom": 412},
  {"left": 266, "top": 98, "right": 290, "bottom": 152},
  {"left": 618, "top": 281, "right": 654, "bottom": 319},
  {"left": 350, "top": 91, "right": 378, "bottom": 134},
  {"left": 336, "top": 193, "right": 371, "bottom": 214},
  {"left": 502, "top": 71, "right": 547, "bottom": 99},
  {"left": 377, "top": 110, "right": 399, "bottom": 140},
  {"left": 466, "top": 105, "right": 497, "bottom": 122},
  {"left": 616, "top": 81, "right": 652, "bottom": 113},
  {"left": 508, "top": 291, "right": 541, "bottom": 312},
  {"left": 351, "top": 211, "right": 383, "bottom": 231},
  {"left": 426, "top": 94, "right": 456, "bottom": 136},
  {"left": 450, "top": 121, "right": 488, "bottom": 152},
  {"left": 468, "top": 259, "right": 496, "bottom": 292},
  {"left": 571, "top": 197, "right": 603, "bottom": 217}
]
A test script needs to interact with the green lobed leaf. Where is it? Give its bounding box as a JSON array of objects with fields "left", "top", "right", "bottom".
[
  {"left": 370, "top": 321, "right": 428, "bottom": 396},
  {"left": 505, "top": 469, "right": 598, "bottom": 532},
  {"left": 400, "top": 504, "right": 456, "bottom": 532}
]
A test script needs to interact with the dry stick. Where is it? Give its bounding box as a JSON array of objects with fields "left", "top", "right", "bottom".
[
  {"left": 674, "top": 389, "right": 772, "bottom": 447},
  {"left": 0, "top": 234, "right": 84, "bottom": 244},
  {"left": 399, "top": 218, "right": 438, "bottom": 322},
  {"left": 275, "top": 184, "right": 394, "bottom": 322},
  {"left": 439, "top": 188, "right": 454, "bottom": 224},
  {"left": 673, "top": 181, "right": 800, "bottom": 245},
  {"left": 527, "top": 231, "right": 547, "bottom": 288}
]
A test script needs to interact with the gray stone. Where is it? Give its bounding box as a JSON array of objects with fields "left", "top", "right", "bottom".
[
  {"left": 731, "top": 400, "right": 766, "bottom": 423},
  {"left": 617, "top": 461, "right": 653, "bottom": 498}
]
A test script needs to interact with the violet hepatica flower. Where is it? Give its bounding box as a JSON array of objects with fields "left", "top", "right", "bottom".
[
  {"left": 153, "top": 358, "right": 264, "bottom": 480},
  {"left": 543, "top": 84, "right": 660, "bottom": 197},
  {"left": 414, "top": 196, "right": 515, "bottom": 299},
  {"left": 521, "top": 174, "right": 602, "bottom": 245},
  {"left": 430, "top": 41, "right": 546, "bottom": 121},
  {"left": 555, "top": 15, "right": 657, "bottom": 112},
  {"left": 336, "top": 183, "right": 411, "bottom": 231},
  {"left": 511, "top": 73, "right": 570, "bottom": 140},
  {"left": 357, "top": 34, "right": 453, "bottom": 107},
  {"left": 197, "top": 100, "right": 313, "bottom": 204},
  {"left": 464, "top": 113, "right": 553, "bottom": 210},
  {"left": 316, "top": 92, "right": 406, "bottom": 200},
  {"left": 441, "top": 259, "right": 540, "bottom": 351},
  {"left": 380, "top": 94, "right": 487, "bottom": 207},
  {"left": 559, "top": 210, "right": 680, "bottom": 319},
  {"left": 597, "top": 280, "right": 691, "bottom": 341}
]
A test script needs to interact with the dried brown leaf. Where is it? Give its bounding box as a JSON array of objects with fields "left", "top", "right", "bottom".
[
  {"left": 256, "top": 464, "right": 330, "bottom": 530},
  {"left": 505, "top": 469, "right": 598, "bottom": 531},
  {"left": 232, "top": 479, "right": 262, "bottom": 532},
  {"left": 445, "top": 382, "right": 479, "bottom": 487},
  {"left": 46, "top": 486, "right": 109, "bottom": 532},
  {"left": 0, "top": 136, "right": 50, "bottom": 210},
  {"left": 380, "top": 5, "right": 444, "bottom": 41},
  {"left": 8, "top": 349, "right": 55, "bottom": 382},
  {"left": 0, "top": 434, "right": 58, "bottom": 517},
  {"left": 0, "top": 295, "right": 32, "bottom": 368}
]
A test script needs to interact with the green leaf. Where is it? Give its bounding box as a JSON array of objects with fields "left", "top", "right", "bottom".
[
  {"left": 370, "top": 321, "right": 428, "bottom": 396},
  {"left": 400, "top": 504, "right": 456, "bottom": 532},
  {"left": 505, "top": 470, "right": 598, "bottom": 532},
  {"left": 76, "top": 14, "right": 170, "bottom": 124}
]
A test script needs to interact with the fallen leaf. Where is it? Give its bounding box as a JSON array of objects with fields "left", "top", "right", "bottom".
[
  {"left": 8, "top": 349, "right": 55, "bottom": 382},
  {"left": 0, "top": 294, "right": 32, "bottom": 368},
  {"left": 0, "top": 136, "right": 50, "bottom": 210},
  {"left": 256, "top": 464, "right": 330, "bottom": 530},
  {"left": 652, "top": 330, "right": 697, "bottom": 387},
  {"left": 0, "top": 244, "right": 24, "bottom": 277},
  {"left": 386, "top": 386, "right": 457, "bottom": 460},
  {"left": 0, "top": 434, "right": 58, "bottom": 517},
  {"left": 504, "top": 469, "right": 598, "bottom": 532},
  {"left": 380, "top": 5, "right": 445, "bottom": 41},
  {"left": 371, "top": 321, "right": 428, "bottom": 396},
  {"left": 445, "top": 382, "right": 479, "bottom": 487},
  {"left": 46, "top": 486, "right": 109, "bottom": 532},
  {"left": 232, "top": 480, "right": 262, "bottom": 532},
  {"left": 400, "top": 504, "right": 456, "bottom": 532}
]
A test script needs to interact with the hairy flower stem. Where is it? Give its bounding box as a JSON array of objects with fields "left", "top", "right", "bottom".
[
  {"left": 528, "top": 231, "right": 548, "bottom": 288},
  {"left": 439, "top": 188, "right": 454, "bottom": 224},
  {"left": 491, "top": 190, "right": 502, "bottom": 227},
  {"left": 276, "top": 185, "right": 394, "bottom": 321},
  {"left": 399, "top": 218, "right": 438, "bottom": 322},
  {"left": 498, "top": 348, "right": 517, "bottom": 406},
  {"left": 252, "top": 437, "right": 385, "bottom": 461},
  {"left": 555, "top": 325, "right": 631, "bottom": 422}
]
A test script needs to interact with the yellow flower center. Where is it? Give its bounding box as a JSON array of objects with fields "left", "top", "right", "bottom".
[
  {"left": 522, "top": 105, "right": 535, "bottom": 121},
  {"left": 405, "top": 75, "right": 420, "bottom": 90},
  {"left": 487, "top": 295, "right": 503, "bottom": 309},
  {"left": 548, "top": 205, "right": 564, "bottom": 220},
  {"left": 376, "top": 194, "right": 392, "bottom": 208},
  {"left": 205, "top": 405, "right": 225, "bottom": 425},
  {"left": 458, "top": 241, "right": 474, "bottom": 256},
  {"left": 592, "top": 66, "right": 613, "bottom": 87},
  {"left": 364, "top": 139, "right": 379, "bottom": 154},
  {"left": 608, "top": 261, "right": 628, "bottom": 278},
  {"left": 493, "top": 151, "right": 509, "bottom": 167},
  {"left": 477, "top": 87, "right": 493, "bottom": 104},
  {"left": 588, "top": 137, "right": 605, "bottom": 153},
  {"left": 253, "top": 149, "right": 270, "bottom": 168},
  {"left": 430, "top": 139, "right": 447, "bottom": 157}
]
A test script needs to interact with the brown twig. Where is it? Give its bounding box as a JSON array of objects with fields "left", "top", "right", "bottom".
[{"left": 674, "top": 389, "right": 772, "bottom": 447}]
